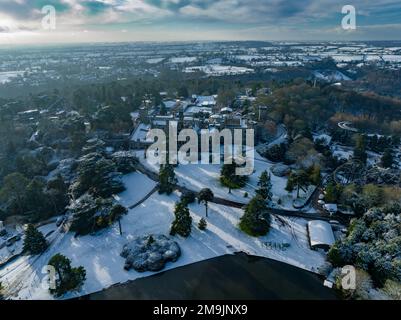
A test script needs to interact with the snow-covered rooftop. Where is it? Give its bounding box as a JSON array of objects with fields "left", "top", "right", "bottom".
[
  {"left": 131, "top": 123, "right": 152, "bottom": 142},
  {"left": 308, "top": 220, "right": 335, "bottom": 249}
]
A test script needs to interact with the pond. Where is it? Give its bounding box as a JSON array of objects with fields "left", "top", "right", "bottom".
[{"left": 82, "top": 253, "right": 338, "bottom": 300}]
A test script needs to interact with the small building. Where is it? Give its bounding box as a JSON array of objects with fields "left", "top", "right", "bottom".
[
  {"left": 308, "top": 220, "right": 335, "bottom": 251},
  {"left": 323, "top": 203, "right": 338, "bottom": 215}
]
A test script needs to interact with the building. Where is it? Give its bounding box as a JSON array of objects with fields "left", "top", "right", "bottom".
[
  {"left": 307, "top": 220, "right": 335, "bottom": 251},
  {"left": 323, "top": 203, "right": 338, "bottom": 216}
]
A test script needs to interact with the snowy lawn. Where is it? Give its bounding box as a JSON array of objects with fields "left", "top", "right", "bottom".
[
  {"left": 112, "top": 172, "right": 157, "bottom": 207},
  {"left": 135, "top": 150, "right": 300, "bottom": 209},
  {"left": 0, "top": 171, "right": 325, "bottom": 300}
]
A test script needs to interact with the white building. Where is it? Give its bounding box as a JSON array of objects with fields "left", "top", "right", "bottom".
[{"left": 308, "top": 220, "right": 335, "bottom": 251}]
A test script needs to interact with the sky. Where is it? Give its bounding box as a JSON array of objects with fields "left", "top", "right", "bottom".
[{"left": 0, "top": 0, "right": 401, "bottom": 44}]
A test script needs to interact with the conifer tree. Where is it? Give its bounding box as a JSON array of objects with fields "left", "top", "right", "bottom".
[
  {"left": 170, "top": 201, "right": 192, "bottom": 237},
  {"left": 23, "top": 224, "right": 48, "bottom": 255},
  {"left": 256, "top": 170, "right": 272, "bottom": 202}
]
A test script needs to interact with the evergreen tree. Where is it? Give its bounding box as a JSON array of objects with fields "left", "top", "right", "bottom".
[
  {"left": 198, "top": 188, "right": 214, "bottom": 217},
  {"left": 198, "top": 218, "right": 207, "bottom": 231},
  {"left": 170, "top": 201, "right": 192, "bottom": 237},
  {"left": 159, "top": 102, "right": 167, "bottom": 116},
  {"left": 158, "top": 164, "right": 177, "bottom": 195},
  {"left": 220, "top": 163, "right": 248, "bottom": 193},
  {"left": 48, "top": 254, "right": 86, "bottom": 297},
  {"left": 69, "top": 195, "right": 115, "bottom": 235},
  {"left": 239, "top": 195, "right": 271, "bottom": 236},
  {"left": 25, "top": 178, "right": 52, "bottom": 221},
  {"left": 0, "top": 172, "right": 29, "bottom": 216},
  {"left": 23, "top": 224, "right": 48, "bottom": 255},
  {"left": 256, "top": 170, "right": 272, "bottom": 201},
  {"left": 381, "top": 149, "right": 394, "bottom": 168},
  {"left": 73, "top": 152, "right": 124, "bottom": 198},
  {"left": 354, "top": 135, "right": 368, "bottom": 164},
  {"left": 308, "top": 165, "right": 321, "bottom": 186},
  {"left": 46, "top": 174, "right": 69, "bottom": 214}
]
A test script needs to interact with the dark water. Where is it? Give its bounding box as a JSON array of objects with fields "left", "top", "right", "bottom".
[{"left": 83, "top": 253, "right": 338, "bottom": 300}]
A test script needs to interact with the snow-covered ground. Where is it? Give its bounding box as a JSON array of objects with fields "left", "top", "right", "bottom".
[
  {"left": 112, "top": 172, "right": 157, "bottom": 207},
  {"left": 184, "top": 65, "right": 254, "bottom": 76},
  {"left": 331, "top": 144, "right": 353, "bottom": 161},
  {"left": 135, "top": 149, "right": 305, "bottom": 210},
  {"left": 0, "top": 170, "right": 326, "bottom": 300}
]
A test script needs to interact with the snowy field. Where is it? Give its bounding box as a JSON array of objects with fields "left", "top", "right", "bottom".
[
  {"left": 135, "top": 150, "right": 309, "bottom": 210},
  {"left": 0, "top": 170, "right": 325, "bottom": 300},
  {"left": 184, "top": 65, "right": 254, "bottom": 76}
]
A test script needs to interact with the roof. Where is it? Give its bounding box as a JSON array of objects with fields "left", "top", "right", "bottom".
[
  {"left": 196, "top": 95, "right": 216, "bottom": 106},
  {"left": 323, "top": 203, "right": 338, "bottom": 212},
  {"left": 221, "top": 107, "right": 233, "bottom": 113},
  {"left": 308, "top": 220, "right": 335, "bottom": 248},
  {"left": 131, "top": 123, "right": 152, "bottom": 143}
]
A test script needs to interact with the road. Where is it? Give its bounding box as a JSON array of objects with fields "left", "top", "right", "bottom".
[{"left": 338, "top": 121, "right": 358, "bottom": 132}]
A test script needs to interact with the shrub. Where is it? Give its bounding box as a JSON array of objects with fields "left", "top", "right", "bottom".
[{"left": 198, "top": 218, "right": 207, "bottom": 231}]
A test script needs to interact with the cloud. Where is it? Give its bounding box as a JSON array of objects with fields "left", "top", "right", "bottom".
[{"left": 0, "top": 0, "right": 400, "bottom": 42}]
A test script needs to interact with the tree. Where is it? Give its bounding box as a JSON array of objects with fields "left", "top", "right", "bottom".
[
  {"left": 220, "top": 163, "right": 248, "bottom": 193},
  {"left": 198, "top": 188, "right": 214, "bottom": 217},
  {"left": 286, "top": 170, "right": 310, "bottom": 198},
  {"left": 48, "top": 254, "right": 86, "bottom": 297},
  {"left": 46, "top": 174, "right": 69, "bottom": 214},
  {"left": 325, "top": 183, "right": 343, "bottom": 203},
  {"left": 381, "top": 149, "right": 394, "bottom": 168},
  {"left": 159, "top": 102, "right": 167, "bottom": 116},
  {"left": 307, "top": 165, "right": 321, "bottom": 186},
  {"left": 256, "top": 170, "right": 272, "bottom": 202},
  {"left": 69, "top": 195, "right": 115, "bottom": 236},
  {"left": 177, "top": 86, "right": 189, "bottom": 99},
  {"left": 198, "top": 218, "right": 207, "bottom": 231},
  {"left": 109, "top": 204, "right": 128, "bottom": 236},
  {"left": 239, "top": 195, "right": 271, "bottom": 237},
  {"left": 180, "top": 190, "right": 196, "bottom": 205},
  {"left": 170, "top": 201, "right": 192, "bottom": 238},
  {"left": 23, "top": 224, "right": 48, "bottom": 255},
  {"left": 25, "top": 178, "right": 52, "bottom": 221},
  {"left": 72, "top": 153, "right": 124, "bottom": 198},
  {"left": 0, "top": 172, "right": 29, "bottom": 216},
  {"left": 158, "top": 164, "right": 177, "bottom": 195},
  {"left": 354, "top": 135, "right": 367, "bottom": 164}
]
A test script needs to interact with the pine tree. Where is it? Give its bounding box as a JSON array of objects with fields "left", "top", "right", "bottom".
[
  {"left": 198, "top": 218, "right": 207, "bottom": 231},
  {"left": 354, "top": 135, "right": 367, "bottom": 164},
  {"left": 23, "top": 224, "right": 48, "bottom": 255},
  {"left": 239, "top": 195, "right": 271, "bottom": 237},
  {"left": 170, "top": 201, "right": 192, "bottom": 237},
  {"left": 220, "top": 163, "right": 248, "bottom": 193},
  {"left": 198, "top": 188, "right": 214, "bottom": 217},
  {"left": 158, "top": 164, "right": 177, "bottom": 195},
  {"left": 48, "top": 254, "right": 86, "bottom": 297},
  {"left": 256, "top": 170, "right": 272, "bottom": 202},
  {"left": 381, "top": 149, "right": 394, "bottom": 168}
]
